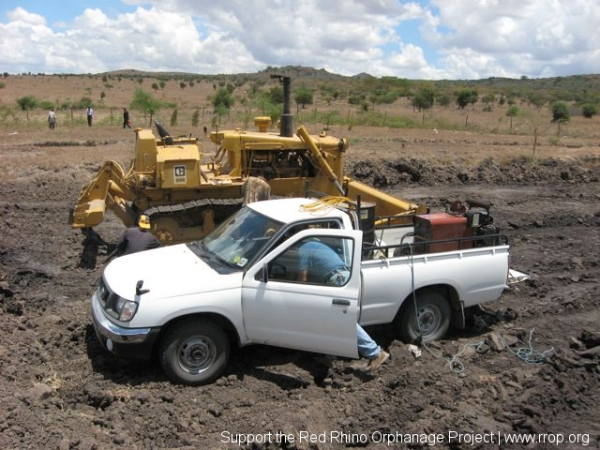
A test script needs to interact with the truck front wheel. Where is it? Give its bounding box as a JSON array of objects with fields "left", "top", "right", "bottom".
[
  {"left": 160, "top": 318, "right": 230, "bottom": 386},
  {"left": 395, "top": 290, "right": 451, "bottom": 343}
]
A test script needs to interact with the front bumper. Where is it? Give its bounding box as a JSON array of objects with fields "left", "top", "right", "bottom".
[{"left": 91, "top": 291, "right": 160, "bottom": 360}]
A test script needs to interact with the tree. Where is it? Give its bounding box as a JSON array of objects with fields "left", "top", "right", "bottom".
[
  {"left": 436, "top": 93, "right": 451, "bottom": 108},
  {"left": 320, "top": 85, "right": 340, "bottom": 101},
  {"left": 527, "top": 93, "right": 546, "bottom": 110},
  {"left": 212, "top": 88, "right": 234, "bottom": 111},
  {"left": 39, "top": 100, "right": 55, "bottom": 110},
  {"left": 411, "top": 87, "right": 435, "bottom": 112},
  {"left": 551, "top": 101, "right": 570, "bottom": 135},
  {"left": 159, "top": 80, "right": 166, "bottom": 90},
  {"left": 294, "top": 87, "right": 314, "bottom": 109},
  {"left": 268, "top": 86, "right": 284, "bottom": 104},
  {"left": 582, "top": 104, "right": 597, "bottom": 118},
  {"left": 348, "top": 92, "right": 365, "bottom": 105},
  {"left": 151, "top": 82, "right": 159, "bottom": 92},
  {"left": 130, "top": 89, "right": 165, "bottom": 126},
  {"left": 525, "top": 111, "right": 550, "bottom": 157},
  {"left": 170, "top": 108, "right": 178, "bottom": 126},
  {"left": 16, "top": 95, "right": 37, "bottom": 122},
  {"left": 192, "top": 109, "right": 200, "bottom": 127},
  {"left": 75, "top": 96, "right": 93, "bottom": 109},
  {"left": 455, "top": 89, "right": 478, "bottom": 109},
  {"left": 212, "top": 104, "right": 229, "bottom": 127},
  {"left": 481, "top": 93, "right": 495, "bottom": 107},
  {"left": 505, "top": 105, "right": 520, "bottom": 133}
]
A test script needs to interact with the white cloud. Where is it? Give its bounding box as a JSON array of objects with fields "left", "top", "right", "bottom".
[
  {"left": 6, "top": 7, "right": 47, "bottom": 25},
  {"left": 0, "top": 0, "right": 599, "bottom": 78},
  {"left": 428, "top": 0, "right": 600, "bottom": 78},
  {"left": 0, "top": 5, "right": 261, "bottom": 74}
]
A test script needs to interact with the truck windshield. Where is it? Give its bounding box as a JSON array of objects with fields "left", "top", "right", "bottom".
[{"left": 200, "top": 207, "right": 283, "bottom": 269}]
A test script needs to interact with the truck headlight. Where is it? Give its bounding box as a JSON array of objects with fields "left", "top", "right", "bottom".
[{"left": 116, "top": 297, "right": 138, "bottom": 322}]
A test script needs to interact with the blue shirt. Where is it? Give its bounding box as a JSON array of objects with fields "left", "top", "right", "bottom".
[{"left": 298, "top": 241, "right": 345, "bottom": 283}]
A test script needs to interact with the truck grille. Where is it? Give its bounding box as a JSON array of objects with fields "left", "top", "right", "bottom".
[{"left": 97, "top": 278, "right": 118, "bottom": 312}]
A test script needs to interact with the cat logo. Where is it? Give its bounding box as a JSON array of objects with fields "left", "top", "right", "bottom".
[{"left": 173, "top": 165, "right": 187, "bottom": 184}]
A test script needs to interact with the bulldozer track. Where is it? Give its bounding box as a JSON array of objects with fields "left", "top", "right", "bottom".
[
  {"left": 144, "top": 197, "right": 245, "bottom": 243},
  {"left": 144, "top": 197, "right": 244, "bottom": 217}
]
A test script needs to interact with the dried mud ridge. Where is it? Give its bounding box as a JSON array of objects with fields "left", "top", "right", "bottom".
[
  {"left": 0, "top": 155, "right": 599, "bottom": 449},
  {"left": 33, "top": 140, "right": 118, "bottom": 148},
  {"left": 349, "top": 155, "right": 600, "bottom": 186}
]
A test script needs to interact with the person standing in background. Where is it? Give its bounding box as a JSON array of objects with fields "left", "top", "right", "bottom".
[
  {"left": 48, "top": 109, "right": 57, "bottom": 129},
  {"left": 86, "top": 106, "right": 94, "bottom": 126},
  {"left": 123, "top": 108, "right": 131, "bottom": 128}
]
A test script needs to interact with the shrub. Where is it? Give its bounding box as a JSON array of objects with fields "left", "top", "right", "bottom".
[
  {"left": 582, "top": 104, "right": 597, "bottom": 118},
  {"left": 551, "top": 101, "right": 570, "bottom": 123},
  {"left": 39, "top": 100, "right": 55, "bottom": 110}
]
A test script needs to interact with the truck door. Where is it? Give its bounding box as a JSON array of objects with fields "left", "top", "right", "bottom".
[{"left": 241, "top": 229, "right": 363, "bottom": 358}]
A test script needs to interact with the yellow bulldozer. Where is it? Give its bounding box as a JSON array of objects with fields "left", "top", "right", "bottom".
[{"left": 69, "top": 76, "right": 427, "bottom": 245}]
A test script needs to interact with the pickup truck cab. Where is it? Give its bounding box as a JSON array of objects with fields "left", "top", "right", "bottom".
[{"left": 92, "top": 197, "right": 526, "bottom": 385}]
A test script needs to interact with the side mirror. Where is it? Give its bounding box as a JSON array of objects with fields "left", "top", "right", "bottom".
[{"left": 136, "top": 280, "right": 150, "bottom": 296}]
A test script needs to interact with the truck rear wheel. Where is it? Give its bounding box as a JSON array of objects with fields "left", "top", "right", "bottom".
[
  {"left": 395, "top": 290, "right": 451, "bottom": 343},
  {"left": 160, "top": 317, "right": 230, "bottom": 386}
]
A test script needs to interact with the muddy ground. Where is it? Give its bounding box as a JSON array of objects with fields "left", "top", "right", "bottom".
[{"left": 0, "top": 130, "right": 599, "bottom": 450}]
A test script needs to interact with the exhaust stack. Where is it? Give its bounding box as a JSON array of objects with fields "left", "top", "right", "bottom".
[{"left": 271, "top": 75, "right": 294, "bottom": 137}]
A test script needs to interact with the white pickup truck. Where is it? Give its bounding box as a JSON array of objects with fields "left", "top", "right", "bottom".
[{"left": 91, "top": 197, "right": 526, "bottom": 385}]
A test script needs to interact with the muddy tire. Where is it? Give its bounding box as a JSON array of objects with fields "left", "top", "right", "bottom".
[
  {"left": 395, "top": 290, "right": 451, "bottom": 343},
  {"left": 160, "top": 317, "right": 230, "bottom": 386}
]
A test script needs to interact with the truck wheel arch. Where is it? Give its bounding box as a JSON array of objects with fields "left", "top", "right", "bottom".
[{"left": 159, "top": 313, "right": 241, "bottom": 349}]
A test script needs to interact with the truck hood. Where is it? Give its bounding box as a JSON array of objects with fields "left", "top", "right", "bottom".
[{"left": 103, "top": 244, "right": 241, "bottom": 301}]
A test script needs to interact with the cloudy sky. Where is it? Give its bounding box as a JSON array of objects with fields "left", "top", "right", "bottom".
[{"left": 1, "top": 0, "right": 598, "bottom": 80}]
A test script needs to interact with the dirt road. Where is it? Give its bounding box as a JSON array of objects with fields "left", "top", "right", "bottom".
[{"left": 0, "top": 130, "right": 599, "bottom": 449}]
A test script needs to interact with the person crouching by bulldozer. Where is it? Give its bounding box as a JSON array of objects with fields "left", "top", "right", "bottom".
[{"left": 106, "top": 215, "right": 161, "bottom": 260}]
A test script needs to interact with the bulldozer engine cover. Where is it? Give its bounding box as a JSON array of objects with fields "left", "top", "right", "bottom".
[{"left": 157, "top": 147, "right": 201, "bottom": 189}]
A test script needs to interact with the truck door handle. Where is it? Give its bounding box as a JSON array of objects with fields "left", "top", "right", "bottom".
[{"left": 332, "top": 299, "right": 350, "bottom": 306}]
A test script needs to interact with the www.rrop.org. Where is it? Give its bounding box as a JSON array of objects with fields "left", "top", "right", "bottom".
[{"left": 221, "top": 430, "right": 591, "bottom": 446}]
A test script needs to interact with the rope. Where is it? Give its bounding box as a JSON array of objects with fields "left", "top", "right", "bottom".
[
  {"left": 445, "top": 341, "right": 487, "bottom": 373},
  {"left": 500, "top": 329, "right": 554, "bottom": 364},
  {"left": 299, "top": 196, "right": 353, "bottom": 213}
]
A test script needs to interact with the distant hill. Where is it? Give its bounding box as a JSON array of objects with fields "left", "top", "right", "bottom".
[{"left": 32, "top": 65, "right": 597, "bottom": 105}]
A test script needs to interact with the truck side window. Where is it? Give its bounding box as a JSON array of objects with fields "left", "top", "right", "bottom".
[{"left": 268, "top": 236, "right": 353, "bottom": 286}]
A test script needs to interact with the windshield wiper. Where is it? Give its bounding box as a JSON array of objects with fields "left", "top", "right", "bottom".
[{"left": 187, "top": 241, "right": 214, "bottom": 261}]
